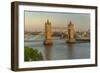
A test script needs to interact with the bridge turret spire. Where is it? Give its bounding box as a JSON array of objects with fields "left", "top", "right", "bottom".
[
  {"left": 67, "top": 21, "right": 76, "bottom": 43},
  {"left": 44, "top": 19, "right": 52, "bottom": 45}
]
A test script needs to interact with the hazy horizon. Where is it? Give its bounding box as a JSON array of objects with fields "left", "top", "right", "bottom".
[{"left": 25, "top": 11, "right": 90, "bottom": 32}]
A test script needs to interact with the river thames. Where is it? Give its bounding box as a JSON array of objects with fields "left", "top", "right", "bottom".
[{"left": 24, "top": 35, "right": 90, "bottom": 60}]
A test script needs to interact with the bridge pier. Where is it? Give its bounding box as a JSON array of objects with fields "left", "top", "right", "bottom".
[
  {"left": 44, "top": 20, "right": 52, "bottom": 45},
  {"left": 67, "top": 21, "right": 76, "bottom": 43}
]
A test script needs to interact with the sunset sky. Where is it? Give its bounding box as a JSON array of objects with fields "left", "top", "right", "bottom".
[{"left": 24, "top": 11, "right": 90, "bottom": 32}]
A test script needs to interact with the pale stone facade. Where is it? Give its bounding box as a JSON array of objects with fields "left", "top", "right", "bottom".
[
  {"left": 67, "top": 21, "right": 76, "bottom": 43},
  {"left": 44, "top": 20, "right": 52, "bottom": 45}
]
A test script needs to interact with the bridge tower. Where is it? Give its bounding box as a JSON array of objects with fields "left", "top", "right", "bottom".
[
  {"left": 44, "top": 19, "right": 52, "bottom": 45},
  {"left": 67, "top": 21, "right": 76, "bottom": 43}
]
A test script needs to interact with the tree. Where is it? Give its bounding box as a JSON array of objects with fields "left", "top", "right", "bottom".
[{"left": 24, "top": 47, "right": 43, "bottom": 61}]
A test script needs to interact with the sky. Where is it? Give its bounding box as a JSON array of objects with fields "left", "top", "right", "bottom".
[{"left": 24, "top": 11, "right": 90, "bottom": 32}]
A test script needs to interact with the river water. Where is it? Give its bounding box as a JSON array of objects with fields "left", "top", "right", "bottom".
[{"left": 24, "top": 36, "right": 90, "bottom": 60}]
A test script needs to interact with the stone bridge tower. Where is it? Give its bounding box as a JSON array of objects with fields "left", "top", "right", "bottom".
[
  {"left": 67, "top": 21, "right": 76, "bottom": 43},
  {"left": 44, "top": 19, "right": 52, "bottom": 45}
]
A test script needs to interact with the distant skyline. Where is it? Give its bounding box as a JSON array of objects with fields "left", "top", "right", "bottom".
[{"left": 25, "top": 11, "right": 90, "bottom": 32}]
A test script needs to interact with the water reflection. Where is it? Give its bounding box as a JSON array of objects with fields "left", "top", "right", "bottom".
[
  {"left": 25, "top": 40, "right": 90, "bottom": 60},
  {"left": 43, "top": 43, "right": 75, "bottom": 60},
  {"left": 44, "top": 45, "right": 52, "bottom": 60},
  {"left": 67, "top": 43, "right": 75, "bottom": 59}
]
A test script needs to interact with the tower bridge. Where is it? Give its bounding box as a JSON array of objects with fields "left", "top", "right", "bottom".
[
  {"left": 44, "top": 19, "right": 76, "bottom": 45},
  {"left": 25, "top": 19, "right": 89, "bottom": 44}
]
